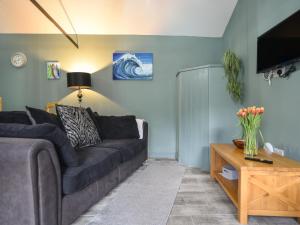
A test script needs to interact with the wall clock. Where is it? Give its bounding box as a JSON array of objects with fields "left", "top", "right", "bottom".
[{"left": 11, "top": 52, "right": 27, "bottom": 68}]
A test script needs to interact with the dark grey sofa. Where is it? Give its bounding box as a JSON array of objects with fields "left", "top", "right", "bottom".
[{"left": 0, "top": 122, "right": 148, "bottom": 225}]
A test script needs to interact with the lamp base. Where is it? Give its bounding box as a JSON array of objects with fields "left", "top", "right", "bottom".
[{"left": 77, "top": 89, "right": 83, "bottom": 103}]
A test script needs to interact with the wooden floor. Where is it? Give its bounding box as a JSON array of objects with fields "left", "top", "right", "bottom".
[{"left": 167, "top": 167, "right": 299, "bottom": 225}]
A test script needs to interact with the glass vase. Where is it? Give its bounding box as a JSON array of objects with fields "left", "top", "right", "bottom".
[{"left": 244, "top": 128, "right": 258, "bottom": 157}]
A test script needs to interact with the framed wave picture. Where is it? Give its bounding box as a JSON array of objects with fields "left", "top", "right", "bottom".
[{"left": 113, "top": 52, "right": 153, "bottom": 80}]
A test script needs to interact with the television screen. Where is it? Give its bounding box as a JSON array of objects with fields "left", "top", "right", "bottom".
[{"left": 257, "top": 10, "right": 300, "bottom": 73}]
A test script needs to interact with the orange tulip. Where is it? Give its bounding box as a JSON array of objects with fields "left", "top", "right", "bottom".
[
  {"left": 259, "top": 107, "right": 263, "bottom": 114},
  {"left": 255, "top": 108, "right": 261, "bottom": 114},
  {"left": 236, "top": 106, "right": 265, "bottom": 118}
]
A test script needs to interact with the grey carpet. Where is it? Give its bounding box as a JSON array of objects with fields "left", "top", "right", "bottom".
[{"left": 73, "top": 159, "right": 185, "bottom": 225}]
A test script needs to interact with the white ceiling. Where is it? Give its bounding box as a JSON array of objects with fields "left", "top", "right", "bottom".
[{"left": 0, "top": 0, "right": 238, "bottom": 37}]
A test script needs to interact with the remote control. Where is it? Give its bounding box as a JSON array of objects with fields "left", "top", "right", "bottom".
[{"left": 244, "top": 157, "right": 273, "bottom": 164}]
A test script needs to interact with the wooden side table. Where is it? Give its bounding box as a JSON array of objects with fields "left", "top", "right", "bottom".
[{"left": 210, "top": 144, "right": 300, "bottom": 224}]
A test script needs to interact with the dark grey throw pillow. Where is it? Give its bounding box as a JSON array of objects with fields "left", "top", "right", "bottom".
[
  {"left": 0, "top": 123, "right": 79, "bottom": 167},
  {"left": 26, "top": 106, "right": 64, "bottom": 130},
  {"left": 86, "top": 107, "right": 102, "bottom": 139},
  {"left": 0, "top": 111, "right": 31, "bottom": 124},
  {"left": 56, "top": 105, "right": 101, "bottom": 148},
  {"left": 94, "top": 115, "right": 139, "bottom": 140}
]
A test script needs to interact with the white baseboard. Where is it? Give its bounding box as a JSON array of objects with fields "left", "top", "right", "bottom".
[{"left": 148, "top": 151, "right": 176, "bottom": 159}]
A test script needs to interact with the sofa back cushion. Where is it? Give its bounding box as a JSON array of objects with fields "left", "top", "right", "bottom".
[
  {"left": 94, "top": 115, "right": 139, "bottom": 140},
  {"left": 0, "top": 111, "right": 31, "bottom": 124},
  {"left": 26, "top": 106, "right": 64, "bottom": 129},
  {"left": 56, "top": 105, "right": 101, "bottom": 148},
  {"left": 0, "top": 123, "right": 79, "bottom": 167}
]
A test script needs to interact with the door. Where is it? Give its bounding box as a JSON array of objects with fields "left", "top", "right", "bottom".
[
  {"left": 177, "top": 68, "right": 209, "bottom": 170},
  {"left": 208, "top": 67, "right": 240, "bottom": 144}
]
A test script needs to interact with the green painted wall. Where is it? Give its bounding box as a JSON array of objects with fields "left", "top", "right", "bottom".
[
  {"left": 1, "top": 1, "right": 299, "bottom": 161},
  {"left": 0, "top": 34, "right": 223, "bottom": 158},
  {"left": 224, "top": 0, "right": 300, "bottom": 160}
]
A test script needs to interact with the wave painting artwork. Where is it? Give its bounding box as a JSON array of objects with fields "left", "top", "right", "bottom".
[{"left": 113, "top": 52, "right": 153, "bottom": 80}]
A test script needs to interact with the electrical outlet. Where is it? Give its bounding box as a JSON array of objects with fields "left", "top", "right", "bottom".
[{"left": 274, "top": 148, "right": 285, "bottom": 156}]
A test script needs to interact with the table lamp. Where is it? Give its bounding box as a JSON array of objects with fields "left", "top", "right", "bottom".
[{"left": 67, "top": 72, "right": 91, "bottom": 103}]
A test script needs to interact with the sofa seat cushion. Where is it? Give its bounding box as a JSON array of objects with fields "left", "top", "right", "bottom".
[
  {"left": 62, "top": 147, "right": 121, "bottom": 195},
  {"left": 97, "top": 139, "right": 146, "bottom": 162}
]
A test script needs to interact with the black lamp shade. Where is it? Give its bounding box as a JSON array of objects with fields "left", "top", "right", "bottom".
[{"left": 67, "top": 72, "right": 91, "bottom": 89}]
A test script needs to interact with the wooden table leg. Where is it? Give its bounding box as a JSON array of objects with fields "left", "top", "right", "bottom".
[
  {"left": 238, "top": 169, "right": 248, "bottom": 224},
  {"left": 297, "top": 218, "right": 300, "bottom": 224},
  {"left": 210, "top": 145, "right": 216, "bottom": 179}
]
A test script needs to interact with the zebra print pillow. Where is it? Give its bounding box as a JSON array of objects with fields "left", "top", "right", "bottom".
[{"left": 56, "top": 105, "right": 101, "bottom": 148}]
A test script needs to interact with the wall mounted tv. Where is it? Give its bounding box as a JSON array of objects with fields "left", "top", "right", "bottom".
[{"left": 257, "top": 10, "right": 300, "bottom": 73}]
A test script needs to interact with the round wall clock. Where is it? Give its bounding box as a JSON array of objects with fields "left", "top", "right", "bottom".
[{"left": 11, "top": 52, "right": 27, "bottom": 68}]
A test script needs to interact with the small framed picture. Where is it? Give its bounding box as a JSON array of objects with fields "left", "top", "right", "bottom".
[{"left": 47, "top": 61, "right": 61, "bottom": 80}]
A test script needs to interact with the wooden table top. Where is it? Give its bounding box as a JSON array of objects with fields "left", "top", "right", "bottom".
[{"left": 211, "top": 144, "right": 300, "bottom": 172}]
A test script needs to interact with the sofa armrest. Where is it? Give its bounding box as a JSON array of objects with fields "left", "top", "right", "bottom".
[{"left": 0, "top": 138, "right": 62, "bottom": 225}]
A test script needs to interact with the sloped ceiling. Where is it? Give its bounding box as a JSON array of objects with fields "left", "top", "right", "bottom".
[{"left": 0, "top": 0, "right": 238, "bottom": 37}]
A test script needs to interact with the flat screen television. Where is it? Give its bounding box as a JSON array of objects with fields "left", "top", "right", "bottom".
[{"left": 257, "top": 10, "right": 300, "bottom": 73}]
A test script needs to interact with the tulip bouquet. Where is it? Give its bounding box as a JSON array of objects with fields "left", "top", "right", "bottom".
[{"left": 236, "top": 106, "right": 265, "bottom": 157}]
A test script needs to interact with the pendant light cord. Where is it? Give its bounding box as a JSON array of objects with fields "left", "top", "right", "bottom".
[{"left": 58, "top": 0, "right": 79, "bottom": 47}]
